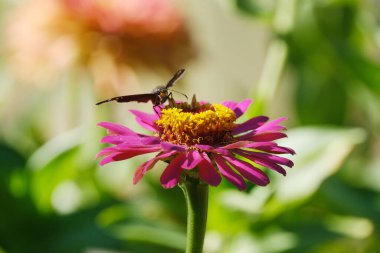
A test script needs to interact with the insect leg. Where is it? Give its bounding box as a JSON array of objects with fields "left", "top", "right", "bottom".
[
  {"left": 153, "top": 105, "right": 161, "bottom": 115},
  {"left": 168, "top": 92, "right": 176, "bottom": 107}
]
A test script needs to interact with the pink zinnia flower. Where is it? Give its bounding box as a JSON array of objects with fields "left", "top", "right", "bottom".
[
  {"left": 5, "top": 0, "right": 194, "bottom": 90},
  {"left": 97, "top": 98, "right": 295, "bottom": 190}
]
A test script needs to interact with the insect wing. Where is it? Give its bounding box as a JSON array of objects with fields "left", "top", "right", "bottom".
[
  {"left": 96, "top": 93, "right": 155, "bottom": 105},
  {"left": 96, "top": 69, "right": 186, "bottom": 106},
  {"left": 165, "top": 69, "right": 185, "bottom": 89}
]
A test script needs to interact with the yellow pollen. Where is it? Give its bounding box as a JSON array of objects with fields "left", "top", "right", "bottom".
[{"left": 155, "top": 104, "right": 237, "bottom": 146}]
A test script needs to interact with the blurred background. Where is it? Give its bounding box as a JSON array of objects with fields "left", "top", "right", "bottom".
[{"left": 0, "top": 0, "right": 380, "bottom": 252}]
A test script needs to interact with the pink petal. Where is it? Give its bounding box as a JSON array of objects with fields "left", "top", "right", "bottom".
[
  {"left": 198, "top": 153, "right": 222, "bottom": 186},
  {"left": 223, "top": 155, "right": 269, "bottom": 186},
  {"left": 96, "top": 146, "right": 116, "bottom": 158},
  {"left": 99, "top": 154, "right": 121, "bottom": 166},
  {"left": 222, "top": 141, "right": 252, "bottom": 150},
  {"left": 160, "top": 153, "right": 187, "bottom": 188},
  {"left": 194, "top": 144, "right": 214, "bottom": 152},
  {"left": 213, "top": 154, "right": 247, "bottom": 191},
  {"left": 234, "top": 150, "right": 287, "bottom": 175},
  {"left": 238, "top": 132, "right": 288, "bottom": 142},
  {"left": 180, "top": 150, "right": 202, "bottom": 170},
  {"left": 140, "top": 136, "right": 162, "bottom": 145},
  {"left": 221, "top": 101, "right": 238, "bottom": 110},
  {"left": 102, "top": 135, "right": 160, "bottom": 145},
  {"left": 97, "top": 144, "right": 161, "bottom": 158},
  {"left": 112, "top": 144, "right": 161, "bottom": 152},
  {"left": 223, "top": 141, "right": 294, "bottom": 156},
  {"left": 255, "top": 117, "right": 287, "bottom": 134},
  {"left": 98, "top": 122, "right": 138, "bottom": 136},
  {"left": 232, "top": 116, "right": 269, "bottom": 135},
  {"left": 129, "top": 110, "right": 159, "bottom": 132},
  {"left": 244, "top": 142, "right": 296, "bottom": 155},
  {"left": 161, "top": 142, "right": 187, "bottom": 152},
  {"left": 260, "top": 145, "right": 295, "bottom": 155},
  {"left": 246, "top": 151, "right": 294, "bottom": 168},
  {"left": 101, "top": 135, "right": 142, "bottom": 145},
  {"left": 195, "top": 144, "right": 230, "bottom": 156},
  {"left": 209, "top": 148, "right": 230, "bottom": 156},
  {"left": 133, "top": 151, "right": 177, "bottom": 184},
  {"left": 222, "top": 99, "right": 252, "bottom": 118},
  {"left": 99, "top": 146, "right": 161, "bottom": 166}
]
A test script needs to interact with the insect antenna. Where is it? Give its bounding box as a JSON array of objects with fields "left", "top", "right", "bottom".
[{"left": 168, "top": 89, "right": 188, "bottom": 100}]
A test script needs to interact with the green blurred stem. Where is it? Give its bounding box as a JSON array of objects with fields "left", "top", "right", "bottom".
[
  {"left": 249, "top": 0, "right": 296, "bottom": 116},
  {"left": 179, "top": 178, "right": 209, "bottom": 253},
  {"left": 249, "top": 39, "right": 288, "bottom": 116}
]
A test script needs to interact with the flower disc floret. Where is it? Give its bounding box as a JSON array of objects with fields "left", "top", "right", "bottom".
[{"left": 155, "top": 104, "right": 236, "bottom": 146}]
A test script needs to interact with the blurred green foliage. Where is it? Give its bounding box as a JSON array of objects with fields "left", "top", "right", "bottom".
[{"left": 1, "top": 0, "right": 380, "bottom": 252}]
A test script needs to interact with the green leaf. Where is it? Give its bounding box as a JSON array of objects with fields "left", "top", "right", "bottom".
[
  {"left": 112, "top": 222, "right": 186, "bottom": 251},
  {"left": 273, "top": 127, "right": 366, "bottom": 206}
]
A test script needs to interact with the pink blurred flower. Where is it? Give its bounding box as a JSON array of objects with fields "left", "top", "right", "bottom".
[
  {"left": 63, "top": 0, "right": 186, "bottom": 35},
  {"left": 6, "top": 0, "right": 194, "bottom": 93},
  {"left": 97, "top": 98, "right": 295, "bottom": 190}
]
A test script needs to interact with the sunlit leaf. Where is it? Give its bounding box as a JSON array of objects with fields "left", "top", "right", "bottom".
[
  {"left": 273, "top": 127, "right": 366, "bottom": 204},
  {"left": 112, "top": 223, "right": 186, "bottom": 252}
]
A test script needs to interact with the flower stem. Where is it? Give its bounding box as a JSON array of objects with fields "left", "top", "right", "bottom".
[{"left": 180, "top": 178, "right": 209, "bottom": 253}]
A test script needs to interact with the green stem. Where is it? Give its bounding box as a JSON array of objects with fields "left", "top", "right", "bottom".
[{"left": 179, "top": 178, "right": 209, "bottom": 253}]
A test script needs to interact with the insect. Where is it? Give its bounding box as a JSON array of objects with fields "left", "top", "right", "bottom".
[{"left": 96, "top": 69, "right": 186, "bottom": 107}]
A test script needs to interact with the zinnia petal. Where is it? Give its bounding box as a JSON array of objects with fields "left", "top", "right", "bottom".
[
  {"left": 133, "top": 151, "right": 177, "bottom": 184},
  {"left": 198, "top": 153, "right": 222, "bottom": 186},
  {"left": 101, "top": 135, "right": 160, "bottom": 145},
  {"left": 213, "top": 154, "right": 246, "bottom": 191},
  {"left": 161, "top": 142, "right": 187, "bottom": 152},
  {"left": 181, "top": 150, "right": 202, "bottom": 169},
  {"left": 96, "top": 146, "right": 117, "bottom": 158},
  {"left": 195, "top": 144, "right": 230, "bottom": 155},
  {"left": 234, "top": 150, "right": 287, "bottom": 175},
  {"left": 98, "top": 144, "right": 161, "bottom": 158},
  {"left": 111, "top": 144, "right": 161, "bottom": 152},
  {"left": 101, "top": 135, "right": 140, "bottom": 145},
  {"left": 255, "top": 117, "right": 287, "bottom": 134},
  {"left": 247, "top": 152, "right": 294, "bottom": 167},
  {"left": 194, "top": 144, "right": 214, "bottom": 151},
  {"left": 232, "top": 116, "right": 269, "bottom": 135},
  {"left": 222, "top": 99, "right": 252, "bottom": 118},
  {"left": 99, "top": 146, "right": 161, "bottom": 166},
  {"left": 243, "top": 142, "right": 296, "bottom": 155},
  {"left": 129, "top": 110, "right": 159, "bottom": 132},
  {"left": 160, "top": 153, "right": 187, "bottom": 188},
  {"left": 98, "top": 122, "right": 138, "bottom": 136},
  {"left": 238, "top": 132, "right": 288, "bottom": 142},
  {"left": 221, "top": 141, "right": 252, "bottom": 150},
  {"left": 223, "top": 155, "right": 269, "bottom": 186}
]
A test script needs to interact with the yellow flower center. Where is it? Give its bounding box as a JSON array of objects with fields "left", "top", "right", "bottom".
[{"left": 155, "top": 103, "right": 237, "bottom": 146}]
